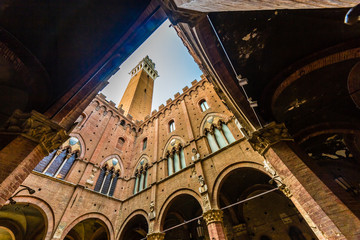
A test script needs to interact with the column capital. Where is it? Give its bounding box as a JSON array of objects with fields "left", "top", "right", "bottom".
[
  {"left": 248, "top": 122, "right": 293, "bottom": 155},
  {"left": 203, "top": 209, "right": 223, "bottom": 225},
  {"left": 1, "top": 109, "right": 68, "bottom": 154},
  {"left": 147, "top": 232, "right": 165, "bottom": 240}
]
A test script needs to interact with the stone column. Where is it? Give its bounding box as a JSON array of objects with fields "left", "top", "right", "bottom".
[
  {"left": 0, "top": 110, "right": 68, "bottom": 206},
  {"left": 203, "top": 209, "right": 227, "bottom": 240},
  {"left": 249, "top": 122, "right": 360, "bottom": 239},
  {"left": 147, "top": 232, "right": 165, "bottom": 240}
]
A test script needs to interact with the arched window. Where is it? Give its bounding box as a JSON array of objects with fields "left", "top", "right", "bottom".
[
  {"left": 169, "top": 120, "right": 175, "bottom": 133},
  {"left": 203, "top": 116, "right": 236, "bottom": 153},
  {"left": 143, "top": 138, "right": 147, "bottom": 150},
  {"left": 116, "top": 137, "right": 125, "bottom": 150},
  {"left": 94, "top": 158, "right": 121, "bottom": 196},
  {"left": 133, "top": 158, "right": 149, "bottom": 194},
  {"left": 199, "top": 99, "right": 209, "bottom": 112},
  {"left": 165, "top": 139, "right": 186, "bottom": 176},
  {"left": 74, "top": 113, "right": 86, "bottom": 128},
  {"left": 34, "top": 137, "right": 81, "bottom": 179}
]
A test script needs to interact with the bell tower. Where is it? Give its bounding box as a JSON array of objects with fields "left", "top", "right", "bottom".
[{"left": 118, "top": 56, "right": 158, "bottom": 121}]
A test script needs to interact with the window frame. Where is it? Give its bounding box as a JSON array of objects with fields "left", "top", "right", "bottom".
[
  {"left": 199, "top": 99, "right": 209, "bottom": 112},
  {"left": 169, "top": 120, "right": 175, "bottom": 133},
  {"left": 142, "top": 138, "right": 147, "bottom": 150}
]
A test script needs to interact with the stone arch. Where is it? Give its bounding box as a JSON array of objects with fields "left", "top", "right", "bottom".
[
  {"left": 60, "top": 212, "right": 114, "bottom": 240},
  {"left": 117, "top": 209, "right": 149, "bottom": 240},
  {"left": 132, "top": 154, "right": 150, "bottom": 176},
  {"left": 199, "top": 112, "right": 230, "bottom": 136},
  {"left": 211, "top": 161, "right": 270, "bottom": 209},
  {"left": 162, "top": 135, "right": 186, "bottom": 159},
  {"left": 99, "top": 154, "right": 124, "bottom": 177},
  {"left": 92, "top": 100, "right": 100, "bottom": 107},
  {"left": 69, "top": 133, "right": 86, "bottom": 159},
  {"left": 11, "top": 196, "right": 55, "bottom": 240},
  {"left": 157, "top": 188, "right": 202, "bottom": 231}
]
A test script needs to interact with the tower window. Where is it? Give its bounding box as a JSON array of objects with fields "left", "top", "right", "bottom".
[
  {"left": 169, "top": 120, "right": 175, "bottom": 133},
  {"left": 144, "top": 89, "right": 147, "bottom": 93},
  {"left": 143, "top": 138, "right": 147, "bottom": 150},
  {"left": 117, "top": 137, "right": 125, "bottom": 150},
  {"left": 199, "top": 100, "right": 209, "bottom": 112}
]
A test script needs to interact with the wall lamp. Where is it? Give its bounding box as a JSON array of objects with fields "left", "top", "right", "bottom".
[
  {"left": 345, "top": 3, "right": 360, "bottom": 25},
  {"left": 8, "top": 185, "right": 36, "bottom": 204},
  {"left": 237, "top": 75, "right": 248, "bottom": 86}
]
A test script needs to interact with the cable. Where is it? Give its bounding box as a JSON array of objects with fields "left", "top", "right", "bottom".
[{"left": 139, "top": 187, "right": 279, "bottom": 239}]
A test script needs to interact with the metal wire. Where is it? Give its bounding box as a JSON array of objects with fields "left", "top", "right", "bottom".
[{"left": 139, "top": 187, "right": 279, "bottom": 239}]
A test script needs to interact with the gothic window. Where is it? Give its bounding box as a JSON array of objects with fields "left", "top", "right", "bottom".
[
  {"left": 94, "top": 158, "right": 121, "bottom": 196},
  {"left": 143, "top": 138, "right": 147, "bottom": 150},
  {"left": 203, "top": 116, "right": 236, "bottom": 153},
  {"left": 169, "top": 120, "right": 175, "bottom": 133},
  {"left": 116, "top": 137, "right": 125, "bottom": 150},
  {"left": 133, "top": 158, "right": 149, "bottom": 194},
  {"left": 199, "top": 99, "right": 209, "bottom": 112},
  {"left": 165, "top": 139, "right": 186, "bottom": 176},
  {"left": 34, "top": 137, "right": 81, "bottom": 179}
]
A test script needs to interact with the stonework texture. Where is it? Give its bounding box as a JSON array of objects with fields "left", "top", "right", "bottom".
[{"left": 2, "top": 76, "right": 358, "bottom": 240}]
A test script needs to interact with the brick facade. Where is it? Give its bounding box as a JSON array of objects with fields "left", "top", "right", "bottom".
[{"left": 2, "top": 74, "right": 358, "bottom": 239}]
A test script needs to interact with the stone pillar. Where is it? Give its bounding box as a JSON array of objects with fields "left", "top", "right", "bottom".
[
  {"left": 147, "top": 232, "right": 165, "bottom": 240},
  {"left": 249, "top": 122, "right": 360, "bottom": 239},
  {"left": 0, "top": 110, "right": 68, "bottom": 206},
  {"left": 203, "top": 209, "right": 227, "bottom": 240}
]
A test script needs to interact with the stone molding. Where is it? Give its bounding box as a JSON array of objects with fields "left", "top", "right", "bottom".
[
  {"left": 248, "top": 122, "right": 293, "bottom": 155},
  {"left": 147, "top": 232, "right": 165, "bottom": 240},
  {"left": 203, "top": 209, "right": 223, "bottom": 225},
  {"left": 1, "top": 109, "right": 68, "bottom": 153}
]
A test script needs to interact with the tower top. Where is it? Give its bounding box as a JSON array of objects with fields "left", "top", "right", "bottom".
[
  {"left": 129, "top": 55, "right": 159, "bottom": 80},
  {"left": 119, "top": 56, "right": 157, "bottom": 120}
]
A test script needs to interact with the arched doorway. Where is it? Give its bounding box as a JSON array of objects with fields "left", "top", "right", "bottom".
[
  {"left": 161, "top": 194, "right": 205, "bottom": 240},
  {"left": 0, "top": 203, "right": 47, "bottom": 240},
  {"left": 119, "top": 214, "right": 148, "bottom": 240},
  {"left": 64, "top": 218, "right": 109, "bottom": 240},
  {"left": 217, "top": 168, "right": 317, "bottom": 239}
]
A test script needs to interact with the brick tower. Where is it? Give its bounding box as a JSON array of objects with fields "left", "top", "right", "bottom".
[{"left": 118, "top": 56, "right": 158, "bottom": 120}]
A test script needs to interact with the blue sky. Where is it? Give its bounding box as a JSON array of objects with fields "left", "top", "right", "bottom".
[{"left": 101, "top": 19, "right": 203, "bottom": 111}]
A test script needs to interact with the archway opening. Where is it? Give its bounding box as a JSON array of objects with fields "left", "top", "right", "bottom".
[
  {"left": 217, "top": 167, "right": 317, "bottom": 239},
  {"left": 119, "top": 214, "right": 148, "bottom": 240},
  {"left": 64, "top": 218, "right": 109, "bottom": 240},
  {"left": 0, "top": 203, "right": 46, "bottom": 240},
  {"left": 162, "top": 194, "right": 204, "bottom": 240}
]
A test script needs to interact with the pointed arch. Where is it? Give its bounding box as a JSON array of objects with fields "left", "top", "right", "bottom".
[
  {"left": 69, "top": 133, "right": 86, "bottom": 159},
  {"left": 60, "top": 212, "right": 114, "bottom": 240},
  {"left": 11, "top": 196, "right": 55, "bottom": 240},
  {"left": 156, "top": 188, "right": 202, "bottom": 232},
  {"left": 199, "top": 112, "right": 230, "bottom": 136},
  {"left": 162, "top": 135, "right": 186, "bottom": 159},
  {"left": 99, "top": 154, "right": 124, "bottom": 177},
  {"left": 117, "top": 209, "right": 149, "bottom": 240}
]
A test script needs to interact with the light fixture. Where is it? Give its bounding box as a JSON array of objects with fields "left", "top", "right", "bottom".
[
  {"left": 248, "top": 98, "right": 258, "bottom": 108},
  {"left": 196, "top": 219, "right": 205, "bottom": 239},
  {"left": 237, "top": 75, "right": 248, "bottom": 86},
  {"left": 344, "top": 3, "right": 360, "bottom": 25},
  {"left": 8, "top": 185, "right": 35, "bottom": 204}
]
